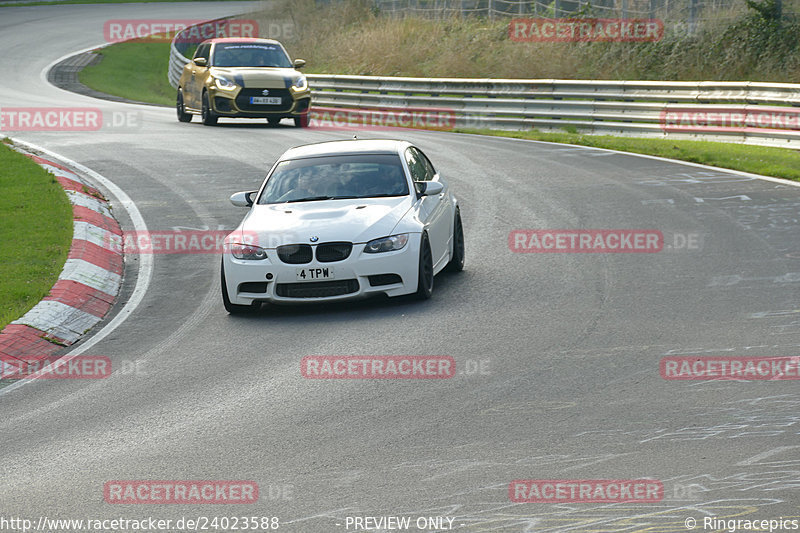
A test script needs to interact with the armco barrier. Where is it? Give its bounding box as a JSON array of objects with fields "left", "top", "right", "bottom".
[
  {"left": 168, "top": 22, "right": 800, "bottom": 148},
  {"left": 167, "top": 17, "right": 228, "bottom": 88}
]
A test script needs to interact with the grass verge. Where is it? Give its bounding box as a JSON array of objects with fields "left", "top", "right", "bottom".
[
  {"left": 1, "top": 0, "right": 241, "bottom": 7},
  {"left": 260, "top": 0, "right": 800, "bottom": 82},
  {"left": 0, "top": 141, "right": 73, "bottom": 331},
  {"left": 79, "top": 40, "right": 175, "bottom": 107},
  {"left": 457, "top": 128, "right": 800, "bottom": 181}
]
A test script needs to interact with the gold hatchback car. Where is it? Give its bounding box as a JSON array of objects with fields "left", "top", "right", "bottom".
[{"left": 177, "top": 38, "right": 311, "bottom": 127}]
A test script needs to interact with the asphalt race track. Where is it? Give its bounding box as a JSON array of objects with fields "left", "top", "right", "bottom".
[{"left": 1, "top": 4, "right": 799, "bottom": 532}]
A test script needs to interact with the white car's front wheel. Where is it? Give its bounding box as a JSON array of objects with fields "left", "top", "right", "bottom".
[
  {"left": 415, "top": 233, "right": 434, "bottom": 300},
  {"left": 221, "top": 260, "right": 260, "bottom": 314},
  {"left": 445, "top": 208, "right": 465, "bottom": 272}
]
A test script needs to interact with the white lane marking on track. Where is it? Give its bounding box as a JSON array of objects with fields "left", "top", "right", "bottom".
[
  {"left": 40, "top": 42, "right": 159, "bottom": 113},
  {"left": 462, "top": 133, "right": 800, "bottom": 189},
  {"left": 39, "top": 42, "right": 111, "bottom": 90},
  {"left": 0, "top": 138, "right": 152, "bottom": 396},
  {"left": 736, "top": 446, "right": 800, "bottom": 466}
]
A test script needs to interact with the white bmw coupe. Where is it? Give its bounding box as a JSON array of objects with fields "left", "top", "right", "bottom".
[{"left": 221, "top": 139, "right": 465, "bottom": 313}]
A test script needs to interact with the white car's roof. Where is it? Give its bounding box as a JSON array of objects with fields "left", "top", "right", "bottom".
[{"left": 281, "top": 139, "right": 412, "bottom": 160}]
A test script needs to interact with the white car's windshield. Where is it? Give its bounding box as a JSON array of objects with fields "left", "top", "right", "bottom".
[{"left": 258, "top": 154, "right": 409, "bottom": 204}]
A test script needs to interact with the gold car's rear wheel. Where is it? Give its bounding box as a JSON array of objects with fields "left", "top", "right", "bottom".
[
  {"left": 176, "top": 88, "right": 192, "bottom": 123},
  {"left": 201, "top": 92, "right": 218, "bottom": 126}
]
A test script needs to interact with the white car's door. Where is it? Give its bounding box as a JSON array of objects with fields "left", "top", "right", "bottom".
[
  {"left": 428, "top": 174, "right": 452, "bottom": 269},
  {"left": 405, "top": 147, "right": 451, "bottom": 267}
]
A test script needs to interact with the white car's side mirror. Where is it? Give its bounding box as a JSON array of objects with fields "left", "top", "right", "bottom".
[
  {"left": 416, "top": 181, "right": 444, "bottom": 197},
  {"left": 230, "top": 191, "right": 257, "bottom": 207}
]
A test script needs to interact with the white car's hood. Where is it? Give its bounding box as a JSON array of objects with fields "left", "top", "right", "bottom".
[{"left": 234, "top": 197, "right": 412, "bottom": 248}]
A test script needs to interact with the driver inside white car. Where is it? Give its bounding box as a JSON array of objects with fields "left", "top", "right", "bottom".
[{"left": 276, "top": 168, "right": 317, "bottom": 202}]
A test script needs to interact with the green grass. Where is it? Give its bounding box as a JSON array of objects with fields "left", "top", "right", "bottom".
[
  {"left": 457, "top": 128, "right": 800, "bottom": 181},
  {"left": 0, "top": 0, "right": 241, "bottom": 6},
  {"left": 79, "top": 40, "right": 175, "bottom": 107},
  {"left": 0, "top": 141, "right": 73, "bottom": 331}
]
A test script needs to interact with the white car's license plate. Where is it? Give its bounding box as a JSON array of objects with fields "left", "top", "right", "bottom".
[
  {"left": 296, "top": 267, "right": 334, "bottom": 281},
  {"left": 250, "top": 96, "right": 282, "bottom": 105}
]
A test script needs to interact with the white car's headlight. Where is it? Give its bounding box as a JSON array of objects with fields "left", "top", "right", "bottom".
[
  {"left": 364, "top": 234, "right": 409, "bottom": 253},
  {"left": 215, "top": 76, "right": 238, "bottom": 91},
  {"left": 292, "top": 75, "right": 308, "bottom": 91},
  {"left": 230, "top": 243, "right": 267, "bottom": 260}
]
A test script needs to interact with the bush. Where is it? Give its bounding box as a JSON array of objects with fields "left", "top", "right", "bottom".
[{"left": 253, "top": 0, "right": 800, "bottom": 81}]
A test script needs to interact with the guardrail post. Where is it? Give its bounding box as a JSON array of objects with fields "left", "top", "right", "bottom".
[{"left": 688, "top": 0, "right": 698, "bottom": 34}]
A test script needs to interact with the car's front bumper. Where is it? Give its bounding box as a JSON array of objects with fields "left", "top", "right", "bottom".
[
  {"left": 209, "top": 85, "right": 311, "bottom": 118},
  {"left": 222, "top": 234, "right": 421, "bottom": 305}
]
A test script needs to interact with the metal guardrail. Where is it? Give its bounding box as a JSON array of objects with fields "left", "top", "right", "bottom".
[
  {"left": 167, "top": 42, "right": 189, "bottom": 89},
  {"left": 168, "top": 23, "right": 800, "bottom": 148},
  {"left": 167, "top": 17, "right": 227, "bottom": 89}
]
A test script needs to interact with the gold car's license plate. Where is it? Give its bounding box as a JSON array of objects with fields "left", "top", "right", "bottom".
[
  {"left": 296, "top": 267, "right": 334, "bottom": 281},
  {"left": 250, "top": 96, "right": 282, "bottom": 105}
]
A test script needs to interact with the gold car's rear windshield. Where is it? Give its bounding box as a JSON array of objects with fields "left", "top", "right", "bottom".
[{"left": 212, "top": 43, "right": 292, "bottom": 68}]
